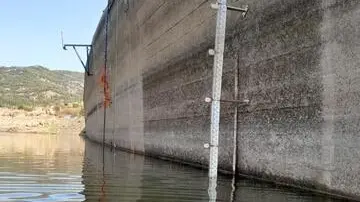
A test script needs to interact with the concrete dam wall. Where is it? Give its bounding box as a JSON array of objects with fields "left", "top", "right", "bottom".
[{"left": 84, "top": 0, "right": 360, "bottom": 199}]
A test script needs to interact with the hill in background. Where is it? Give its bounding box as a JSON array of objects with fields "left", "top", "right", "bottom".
[{"left": 0, "top": 66, "right": 84, "bottom": 108}]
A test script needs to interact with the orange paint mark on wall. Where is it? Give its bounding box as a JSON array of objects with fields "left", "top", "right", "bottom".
[{"left": 98, "top": 66, "right": 111, "bottom": 108}]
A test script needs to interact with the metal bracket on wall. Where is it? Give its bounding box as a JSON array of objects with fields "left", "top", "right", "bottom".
[
  {"left": 63, "top": 44, "right": 93, "bottom": 76},
  {"left": 62, "top": 32, "right": 93, "bottom": 76},
  {"left": 211, "top": 3, "right": 249, "bottom": 16},
  {"left": 205, "top": 97, "right": 250, "bottom": 105}
]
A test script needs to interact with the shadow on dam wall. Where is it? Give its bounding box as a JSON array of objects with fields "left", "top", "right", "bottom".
[{"left": 83, "top": 0, "right": 360, "bottom": 199}]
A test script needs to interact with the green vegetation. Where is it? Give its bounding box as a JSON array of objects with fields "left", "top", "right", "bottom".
[{"left": 0, "top": 66, "right": 84, "bottom": 108}]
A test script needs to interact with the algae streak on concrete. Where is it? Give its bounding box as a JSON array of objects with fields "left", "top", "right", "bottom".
[{"left": 84, "top": 0, "right": 360, "bottom": 199}]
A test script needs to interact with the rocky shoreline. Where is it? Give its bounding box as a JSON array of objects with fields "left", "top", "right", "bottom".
[{"left": 0, "top": 107, "right": 84, "bottom": 135}]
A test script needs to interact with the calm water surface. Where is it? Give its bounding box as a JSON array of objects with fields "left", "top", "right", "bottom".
[{"left": 0, "top": 133, "right": 343, "bottom": 202}]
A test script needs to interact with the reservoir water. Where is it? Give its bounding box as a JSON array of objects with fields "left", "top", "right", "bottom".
[{"left": 0, "top": 133, "right": 343, "bottom": 201}]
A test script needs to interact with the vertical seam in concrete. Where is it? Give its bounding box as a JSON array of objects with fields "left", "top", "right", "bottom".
[
  {"left": 320, "top": 0, "right": 335, "bottom": 188},
  {"left": 232, "top": 53, "right": 239, "bottom": 175},
  {"left": 128, "top": 12, "right": 134, "bottom": 152}
]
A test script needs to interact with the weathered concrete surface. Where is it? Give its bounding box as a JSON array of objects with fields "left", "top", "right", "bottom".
[{"left": 84, "top": 0, "right": 360, "bottom": 199}]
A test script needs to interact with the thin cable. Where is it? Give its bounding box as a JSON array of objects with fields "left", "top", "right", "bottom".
[
  {"left": 112, "top": 0, "right": 119, "bottom": 147},
  {"left": 103, "top": 3, "right": 110, "bottom": 150}
]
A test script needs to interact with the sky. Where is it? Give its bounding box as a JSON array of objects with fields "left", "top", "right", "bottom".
[{"left": 0, "top": 1, "right": 107, "bottom": 72}]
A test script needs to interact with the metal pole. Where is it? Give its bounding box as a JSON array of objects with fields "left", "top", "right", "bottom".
[
  {"left": 72, "top": 46, "right": 87, "bottom": 70},
  {"left": 209, "top": 0, "right": 227, "bottom": 179},
  {"left": 232, "top": 55, "right": 239, "bottom": 175}
]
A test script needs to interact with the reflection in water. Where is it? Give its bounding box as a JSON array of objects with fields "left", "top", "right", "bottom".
[
  {"left": 84, "top": 140, "right": 343, "bottom": 202},
  {"left": 0, "top": 133, "right": 85, "bottom": 201},
  {"left": 0, "top": 133, "right": 344, "bottom": 202}
]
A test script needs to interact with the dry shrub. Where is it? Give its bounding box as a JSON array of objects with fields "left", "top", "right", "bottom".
[
  {"left": 59, "top": 107, "right": 81, "bottom": 117},
  {"left": 54, "top": 105, "right": 61, "bottom": 113},
  {"left": 6, "top": 127, "right": 19, "bottom": 132},
  {"left": 18, "top": 105, "right": 34, "bottom": 112}
]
